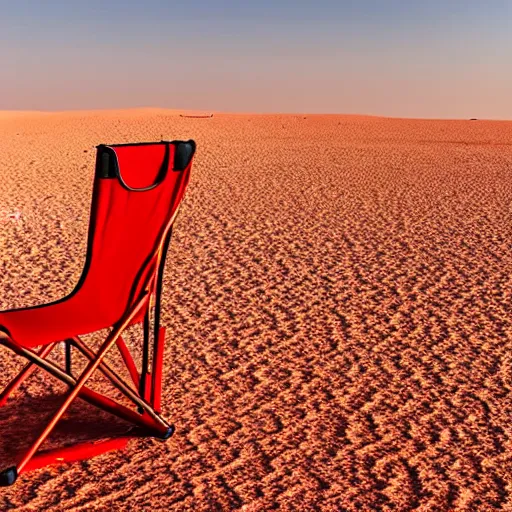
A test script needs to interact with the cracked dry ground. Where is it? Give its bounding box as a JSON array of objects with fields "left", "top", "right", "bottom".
[{"left": 0, "top": 110, "right": 511, "bottom": 511}]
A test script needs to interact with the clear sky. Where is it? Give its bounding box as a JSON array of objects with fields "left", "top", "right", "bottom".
[{"left": 1, "top": 1, "right": 511, "bottom": 119}]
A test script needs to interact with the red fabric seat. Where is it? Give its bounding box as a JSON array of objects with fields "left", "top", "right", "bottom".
[{"left": 0, "top": 141, "right": 193, "bottom": 349}]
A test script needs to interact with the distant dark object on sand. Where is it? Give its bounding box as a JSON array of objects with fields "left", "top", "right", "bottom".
[
  {"left": 470, "top": 118, "right": 478, "bottom": 121},
  {"left": 180, "top": 114, "right": 214, "bottom": 119}
]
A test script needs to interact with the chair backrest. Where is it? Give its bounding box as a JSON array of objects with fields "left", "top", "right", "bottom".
[{"left": 76, "top": 140, "right": 195, "bottom": 327}]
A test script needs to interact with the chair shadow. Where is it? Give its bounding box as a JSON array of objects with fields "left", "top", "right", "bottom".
[{"left": 0, "top": 392, "right": 135, "bottom": 466}]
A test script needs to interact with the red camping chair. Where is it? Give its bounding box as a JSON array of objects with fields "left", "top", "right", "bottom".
[{"left": 0, "top": 139, "right": 196, "bottom": 486}]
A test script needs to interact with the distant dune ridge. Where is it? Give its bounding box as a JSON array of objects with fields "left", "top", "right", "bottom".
[{"left": 0, "top": 110, "right": 511, "bottom": 511}]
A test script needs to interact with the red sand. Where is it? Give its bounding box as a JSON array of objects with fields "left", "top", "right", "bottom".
[{"left": 0, "top": 110, "right": 511, "bottom": 511}]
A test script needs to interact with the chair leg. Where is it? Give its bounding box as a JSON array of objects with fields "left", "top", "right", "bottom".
[
  {"left": 0, "top": 289, "right": 177, "bottom": 486},
  {"left": 150, "top": 226, "right": 172, "bottom": 413},
  {"left": 0, "top": 343, "right": 56, "bottom": 406},
  {"left": 0, "top": 295, "right": 159, "bottom": 484},
  {"left": 2, "top": 337, "right": 172, "bottom": 435}
]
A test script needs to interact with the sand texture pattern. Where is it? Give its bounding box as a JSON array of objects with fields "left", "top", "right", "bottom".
[{"left": 0, "top": 110, "right": 511, "bottom": 511}]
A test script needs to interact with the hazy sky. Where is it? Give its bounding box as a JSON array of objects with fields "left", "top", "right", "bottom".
[{"left": 1, "top": 1, "right": 511, "bottom": 118}]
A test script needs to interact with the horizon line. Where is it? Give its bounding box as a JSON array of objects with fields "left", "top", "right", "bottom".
[{"left": 0, "top": 107, "right": 509, "bottom": 122}]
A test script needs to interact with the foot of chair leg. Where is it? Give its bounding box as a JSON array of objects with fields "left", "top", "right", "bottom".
[
  {"left": 0, "top": 466, "right": 17, "bottom": 486},
  {"left": 153, "top": 425, "right": 175, "bottom": 441}
]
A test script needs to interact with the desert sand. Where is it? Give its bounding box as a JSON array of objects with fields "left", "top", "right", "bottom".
[{"left": 0, "top": 109, "right": 511, "bottom": 511}]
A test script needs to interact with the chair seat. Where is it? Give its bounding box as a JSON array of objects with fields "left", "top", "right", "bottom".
[{"left": 0, "top": 291, "right": 116, "bottom": 349}]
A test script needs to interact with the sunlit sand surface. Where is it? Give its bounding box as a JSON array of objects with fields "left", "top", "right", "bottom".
[{"left": 0, "top": 109, "right": 511, "bottom": 510}]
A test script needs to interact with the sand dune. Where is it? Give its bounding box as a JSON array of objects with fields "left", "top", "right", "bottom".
[{"left": 0, "top": 110, "right": 511, "bottom": 511}]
